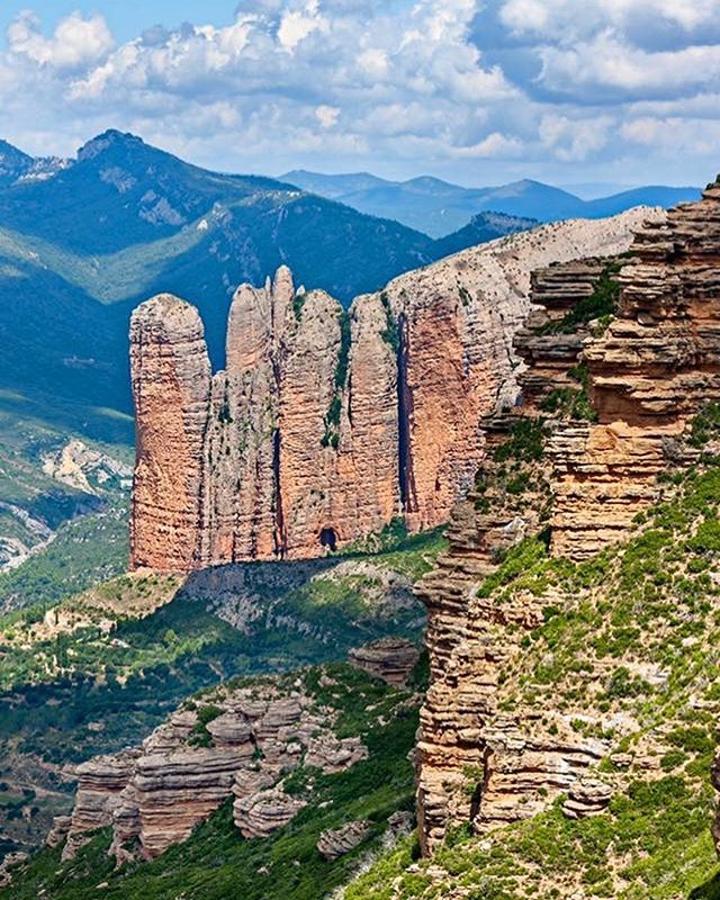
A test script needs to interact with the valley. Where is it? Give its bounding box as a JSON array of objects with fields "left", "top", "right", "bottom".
[{"left": 2, "top": 138, "right": 720, "bottom": 900}]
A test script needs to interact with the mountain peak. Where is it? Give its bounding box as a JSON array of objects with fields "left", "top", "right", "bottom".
[
  {"left": 0, "top": 138, "right": 33, "bottom": 166},
  {"left": 0, "top": 139, "right": 35, "bottom": 182},
  {"left": 77, "top": 130, "right": 145, "bottom": 163}
]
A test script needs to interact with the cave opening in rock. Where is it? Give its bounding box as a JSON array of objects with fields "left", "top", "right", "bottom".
[{"left": 319, "top": 527, "right": 338, "bottom": 552}]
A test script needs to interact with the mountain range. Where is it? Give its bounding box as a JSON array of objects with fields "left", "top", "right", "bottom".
[
  {"left": 0, "top": 130, "right": 531, "bottom": 444},
  {"left": 0, "top": 128, "right": 696, "bottom": 451},
  {"left": 283, "top": 169, "right": 701, "bottom": 237}
]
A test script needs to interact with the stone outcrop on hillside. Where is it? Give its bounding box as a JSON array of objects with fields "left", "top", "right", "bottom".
[
  {"left": 418, "top": 183, "right": 720, "bottom": 854},
  {"left": 414, "top": 252, "right": 621, "bottom": 852},
  {"left": 130, "top": 209, "right": 659, "bottom": 572},
  {"left": 348, "top": 637, "right": 420, "bottom": 686},
  {"left": 549, "top": 190, "right": 720, "bottom": 557},
  {"left": 63, "top": 750, "right": 141, "bottom": 860},
  {"left": 58, "top": 682, "right": 368, "bottom": 862},
  {"left": 317, "top": 819, "right": 372, "bottom": 860}
]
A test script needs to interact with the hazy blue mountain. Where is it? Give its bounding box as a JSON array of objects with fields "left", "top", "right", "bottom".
[
  {"left": 584, "top": 186, "right": 703, "bottom": 218},
  {"left": 0, "top": 131, "right": 533, "bottom": 443},
  {"left": 282, "top": 169, "right": 388, "bottom": 199},
  {"left": 433, "top": 211, "right": 538, "bottom": 258},
  {"left": 283, "top": 171, "right": 701, "bottom": 237},
  {"left": 0, "top": 140, "right": 33, "bottom": 185}
]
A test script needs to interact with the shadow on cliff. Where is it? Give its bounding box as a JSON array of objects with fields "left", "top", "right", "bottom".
[{"left": 178, "top": 557, "right": 346, "bottom": 607}]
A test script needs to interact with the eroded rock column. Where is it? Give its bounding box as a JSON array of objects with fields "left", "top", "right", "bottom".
[{"left": 130, "top": 295, "right": 211, "bottom": 572}]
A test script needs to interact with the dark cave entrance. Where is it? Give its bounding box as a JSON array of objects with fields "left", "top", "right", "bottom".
[{"left": 319, "top": 527, "right": 338, "bottom": 552}]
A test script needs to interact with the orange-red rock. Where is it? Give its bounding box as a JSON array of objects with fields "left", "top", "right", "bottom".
[
  {"left": 130, "top": 209, "right": 657, "bottom": 572},
  {"left": 417, "top": 184, "right": 720, "bottom": 857},
  {"left": 130, "top": 295, "right": 211, "bottom": 572}
]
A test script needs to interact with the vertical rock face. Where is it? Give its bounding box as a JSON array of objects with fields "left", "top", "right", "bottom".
[
  {"left": 381, "top": 210, "right": 659, "bottom": 533},
  {"left": 417, "top": 184, "right": 720, "bottom": 856},
  {"left": 277, "top": 289, "right": 344, "bottom": 557},
  {"left": 130, "top": 295, "right": 211, "bottom": 572},
  {"left": 130, "top": 209, "right": 657, "bottom": 571},
  {"left": 200, "top": 270, "right": 292, "bottom": 564},
  {"left": 333, "top": 292, "right": 401, "bottom": 549},
  {"left": 550, "top": 187, "right": 720, "bottom": 557},
  {"left": 414, "top": 253, "right": 621, "bottom": 853}
]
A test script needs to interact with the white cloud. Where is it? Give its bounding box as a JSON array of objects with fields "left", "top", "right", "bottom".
[
  {"left": 450, "top": 132, "right": 525, "bottom": 158},
  {"left": 1, "top": 0, "right": 720, "bottom": 184},
  {"left": 278, "top": 1, "right": 328, "bottom": 51},
  {"left": 539, "top": 33, "right": 720, "bottom": 98},
  {"left": 315, "top": 104, "right": 340, "bottom": 127},
  {"left": 8, "top": 11, "right": 113, "bottom": 70},
  {"left": 539, "top": 114, "right": 613, "bottom": 161},
  {"left": 500, "top": 0, "right": 720, "bottom": 39},
  {"left": 358, "top": 48, "right": 389, "bottom": 78}
]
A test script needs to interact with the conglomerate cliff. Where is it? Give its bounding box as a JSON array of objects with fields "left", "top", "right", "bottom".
[{"left": 130, "top": 208, "right": 658, "bottom": 571}]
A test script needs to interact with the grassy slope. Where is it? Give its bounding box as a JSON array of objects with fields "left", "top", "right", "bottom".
[
  {"left": 0, "top": 527, "right": 442, "bottom": 874},
  {"left": 2, "top": 663, "right": 423, "bottom": 900},
  {"left": 0, "top": 526, "right": 442, "bottom": 758},
  {"left": 347, "top": 463, "right": 720, "bottom": 899}
]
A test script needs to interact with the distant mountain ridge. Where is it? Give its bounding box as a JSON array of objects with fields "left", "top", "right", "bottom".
[
  {"left": 0, "top": 131, "right": 532, "bottom": 444},
  {"left": 282, "top": 170, "right": 700, "bottom": 237},
  {"left": 0, "top": 139, "right": 70, "bottom": 187}
]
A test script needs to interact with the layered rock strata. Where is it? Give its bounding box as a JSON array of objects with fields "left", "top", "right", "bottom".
[
  {"left": 418, "top": 184, "right": 720, "bottom": 855},
  {"left": 130, "top": 209, "right": 657, "bottom": 570},
  {"left": 549, "top": 189, "right": 720, "bottom": 556},
  {"left": 130, "top": 296, "right": 211, "bottom": 571},
  {"left": 59, "top": 683, "right": 367, "bottom": 862},
  {"left": 348, "top": 637, "right": 420, "bottom": 686},
  {"left": 317, "top": 820, "right": 372, "bottom": 860}
]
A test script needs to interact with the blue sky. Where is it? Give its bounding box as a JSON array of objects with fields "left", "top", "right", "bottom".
[
  {"left": 0, "top": 2, "right": 238, "bottom": 44},
  {"left": 0, "top": 1, "right": 718, "bottom": 187}
]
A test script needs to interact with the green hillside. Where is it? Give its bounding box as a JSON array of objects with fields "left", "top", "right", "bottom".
[
  {"left": 1, "top": 662, "right": 423, "bottom": 900},
  {"left": 346, "top": 462, "right": 720, "bottom": 899},
  {"left": 0, "top": 525, "right": 443, "bottom": 872},
  {"left": 0, "top": 131, "right": 539, "bottom": 443}
]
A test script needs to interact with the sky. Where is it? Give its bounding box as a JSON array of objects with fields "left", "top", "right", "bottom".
[{"left": 0, "top": 0, "right": 719, "bottom": 188}]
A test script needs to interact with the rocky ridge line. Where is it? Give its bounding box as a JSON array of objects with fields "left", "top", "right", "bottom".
[{"left": 130, "top": 208, "right": 660, "bottom": 571}]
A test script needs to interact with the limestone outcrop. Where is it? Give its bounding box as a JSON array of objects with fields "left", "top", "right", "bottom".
[
  {"left": 130, "top": 210, "right": 658, "bottom": 571},
  {"left": 417, "top": 183, "right": 720, "bottom": 855},
  {"left": 348, "top": 637, "right": 420, "bottom": 686},
  {"left": 317, "top": 820, "right": 372, "bottom": 860},
  {"left": 60, "top": 681, "right": 368, "bottom": 862}
]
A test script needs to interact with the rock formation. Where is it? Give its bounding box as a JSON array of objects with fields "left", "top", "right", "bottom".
[
  {"left": 59, "top": 681, "right": 367, "bottom": 862},
  {"left": 317, "top": 820, "right": 372, "bottom": 860},
  {"left": 130, "top": 295, "right": 211, "bottom": 571},
  {"left": 417, "top": 183, "right": 720, "bottom": 854},
  {"left": 130, "top": 209, "right": 658, "bottom": 571},
  {"left": 348, "top": 637, "right": 420, "bottom": 686},
  {"left": 62, "top": 750, "right": 141, "bottom": 860},
  {"left": 562, "top": 778, "right": 613, "bottom": 820},
  {"left": 549, "top": 189, "right": 720, "bottom": 557}
]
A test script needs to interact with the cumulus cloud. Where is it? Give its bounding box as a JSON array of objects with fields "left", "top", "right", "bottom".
[
  {"left": 499, "top": 0, "right": 720, "bottom": 41},
  {"left": 539, "top": 114, "right": 613, "bottom": 161},
  {"left": 538, "top": 33, "right": 720, "bottom": 101},
  {"left": 315, "top": 104, "right": 340, "bottom": 128},
  {"left": 8, "top": 11, "right": 113, "bottom": 69},
  {"left": 0, "top": 0, "right": 719, "bottom": 184}
]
